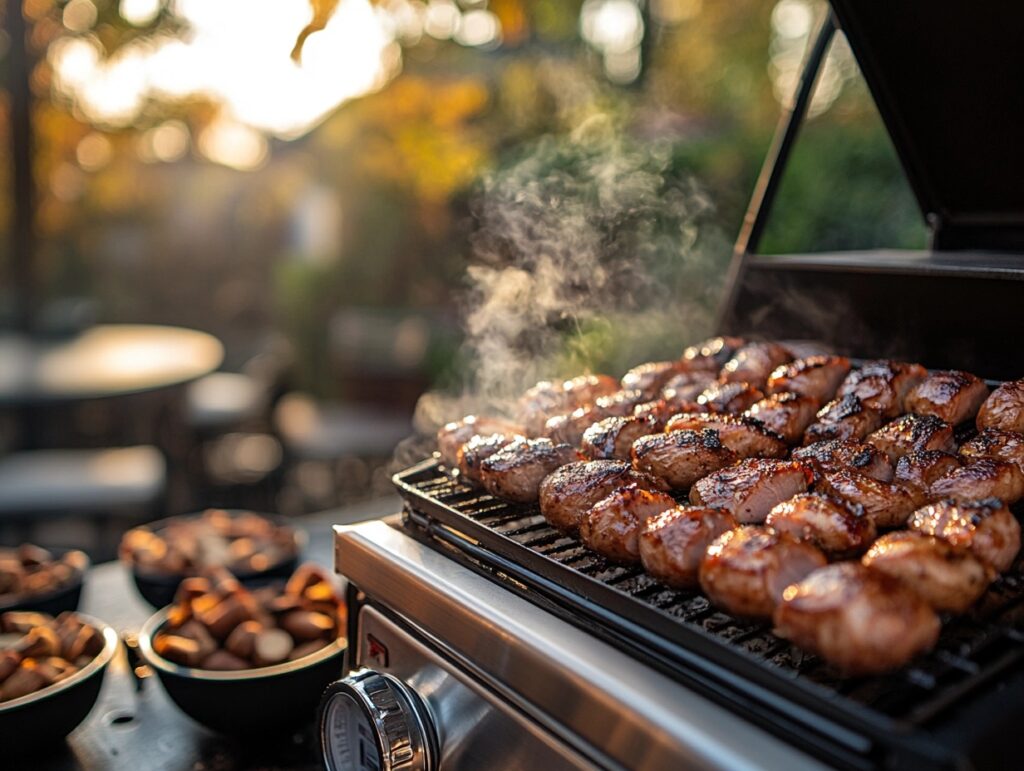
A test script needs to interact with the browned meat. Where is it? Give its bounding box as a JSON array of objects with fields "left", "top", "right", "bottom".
[
  {"left": 562, "top": 374, "right": 620, "bottom": 409},
  {"left": 862, "top": 531, "right": 992, "bottom": 614},
  {"left": 765, "top": 492, "right": 876, "bottom": 558},
  {"left": 579, "top": 485, "right": 678, "bottom": 564},
  {"left": 699, "top": 526, "right": 826, "bottom": 618},
  {"left": 930, "top": 459, "right": 1024, "bottom": 504},
  {"left": 865, "top": 414, "right": 956, "bottom": 463},
  {"left": 766, "top": 355, "right": 851, "bottom": 402},
  {"left": 908, "top": 498, "right": 1022, "bottom": 572},
  {"left": 959, "top": 428, "right": 1024, "bottom": 473},
  {"left": 621, "top": 361, "right": 688, "bottom": 399},
  {"left": 803, "top": 395, "right": 885, "bottom": 445},
  {"left": 681, "top": 336, "right": 746, "bottom": 371},
  {"left": 639, "top": 506, "right": 737, "bottom": 588},
  {"left": 479, "top": 438, "right": 579, "bottom": 504},
  {"left": 539, "top": 460, "right": 663, "bottom": 534},
  {"left": 696, "top": 381, "right": 765, "bottom": 414},
  {"left": 665, "top": 413, "right": 788, "bottom": 459},
  {"left": 457, "top": 433, "right": 517, "bottom": 483},
  {"left": 773, "top": 562, "right": 940, "bottom": 675},
  {"left": 690, "top": 458, "right": 813, "bottom": 524},
  {"left": 661, "top": 372, "right": 716, "bottom": 404},
  {"left": 905, "top": 370, "right": 989, "bottom": 425},
  {"left": 837, "top": 360, "right": 928, "bottom": 418},
  {"left": 518, "top": 381, "right": 570, "bottom": 437},
  {"left": 815, "top": 468, "right": 920, "bottom": 528},
  {"left": 894, "top": 450, "right": 963, "bottom": 495},
  {"left": 744, "top": 392, "right": 820, "bottom": 444},
  {"left": 437, "top": 415, "right": 525, "bottom": 467},
  {"left": 792, "top": 439, "right": 893, "bottom": 482},
  {"left": 633, "top": 399, "right": 684, "bottom": 428},
  {"left": 581, "top": 415, "right": 660, "bottom": 461},
  {"left": 718, "top": 342, "right": 793, "bottom": 388},
  {"left": 631, "top": 429, "right": 737, "bottom": 490},
  {"left": 977, "top": 379, "right": 1024, "bottom": 433}
]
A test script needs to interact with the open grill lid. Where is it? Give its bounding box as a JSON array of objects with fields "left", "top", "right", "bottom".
[
  {"left": 719, "top": 4, "right": 1024, "bottom": 379},
  {"left": 830, "top": 1, "right": 1024, "bottom": 252}
]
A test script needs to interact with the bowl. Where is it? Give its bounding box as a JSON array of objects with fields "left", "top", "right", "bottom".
[
  {"left": 138, "top": 607, "right": 346, "bottom": 734},
  {"left": 0, "top": 614, "right": 118, "bottom": 755},
  {"left": 0, "top": 548, "right": 90, "bottom": 616},
  {"left": 123, "top": 511, "right": 305, "bottom": 608}
]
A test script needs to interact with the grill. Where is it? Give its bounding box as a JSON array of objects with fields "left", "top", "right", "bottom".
[
  {"left": 385, "top": 3, "right": 1024, "bottom": 768},
  {"left": 395, "top": 459, "right": 1024, "bottom": 768}
]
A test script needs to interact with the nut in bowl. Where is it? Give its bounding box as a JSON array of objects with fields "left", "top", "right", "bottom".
[
  {"left": 0, "top": 545, "right": 90, "bottom": 615},
  {"left": 0, "top": 611, "right": 118, "bottom": 754},
  {"left": 120, "top": 509, "right": 305, "bottom": 607},
  {"left": 138, "top": 563, "right": 347, "bottom": 734}
]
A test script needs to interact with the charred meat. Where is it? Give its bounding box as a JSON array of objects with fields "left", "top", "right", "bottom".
[
  {"left": 773, "top": 562, "right": 940, "bottom": 676},
  {"left": 792, "top": 439, "right": 893, "bottom": 482},
  {"left": 539, "top": 460, "right": 662, "bottom": 534},
  {"left": 479, "top": 437, "right": 579, "bottom": 504},
  {"left": 894, "top": 450, "right": 963, "bottom": 495},
  {"left": 765, "top": 492, "right": 876, "bottom": 558},
  {"left": 582, "top": 415, "right": 661, "bottom": 462},
  {"left": 976, "top": 379, "right": 1024, "bottom": 433},
  {"left": 815, "top": 468, "right": 920, "bottom": 528},
  {"left": 766, "top": 355, "right": 851, "bottom": 402},
  {"left": 959, "top": 427, "right": 1024, "bottom": 473},
  {"left": 690, "top": 458, "right": 813, "bottom": 524},
  {"left": 905, "top": 370, "right": 989, "bottom": 425},
  {"left": 699, "top": 526, "right": 826, "bottom": 619},
  {"left": 579, "top": 485, "right": 678, "bottom": 564},
  {"left": 718, "top": 342, "right": 793, "bottom": 388},
  {"left": 457, "top": 433, "right": 517, "bottom": 484},
  {"left": 744, "top": 392, "right": 819, "bottom": 444},
  {"left": 639, "top": 506, "right": 737, "bottom": 588},
  {"left": 621, "top": 361, "right": 688, "bottom": 400},
  {"left": 437, "top": 415, "right": 524, "bottom": 467},
  {"left": 837, "top": 360, "right": 928, "bottom": 418},
  {"left": 665, "top": 413, "right": 788, "bottom": 459},
  {"left": 862, "top": 531, "right": 991, "bottom": 614},
  {"left": 803, "top": 395, "right": 884, "bottom": 445},
  {"left": 929, "top": 458, "right": 1024, "bottom": 504},
  {"left": 631, "top": 429, "right": 737, "bottom": 490},
  {"left": 908, "top": 498, "right": 1021, "bottom": 572},
  {"left": 696, "top": 381, "right": 765, "bottom": 414},
  {"left": 865, "top": 413, "right": 956, "bottom": 463}
]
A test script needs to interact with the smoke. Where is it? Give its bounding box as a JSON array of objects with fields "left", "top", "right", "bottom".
[{"left": 459, "top": 114, "right": 728, "bottom": 409}]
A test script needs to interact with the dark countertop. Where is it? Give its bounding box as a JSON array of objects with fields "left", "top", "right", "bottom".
[{"left": 18, "top": 497, "right": 399, "bottom": 771}]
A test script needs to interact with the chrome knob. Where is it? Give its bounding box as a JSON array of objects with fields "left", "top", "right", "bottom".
[{"left": 319, "top": 668, "right": 437, "bottom": 771}]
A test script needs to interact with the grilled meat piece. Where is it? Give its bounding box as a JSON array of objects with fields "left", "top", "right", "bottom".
[
  {"left": 690, "top": 458, "right": 813, "bottom": 524},
  {"left": 539, "top": 460, "right": 663, "bottom": 534},
  {"left": 929, "top": 458, "right": 1024, "bottom": 504},
  {"left": 959, "top": 428, "right": 1024, "bottom": 473},
  {"left": 803, "top": 395, "right": 885, "bottom": 445},
  {"left": 699, "top": 526, "right": 826, "bottom": 618},
  {"left": 837, "top": 360, "right": 928, "bottom": 418},
  {"left": 773, "top": 562, "right": 940, "bottom": 676},
  {"left": 631, "top": 429, "right": 737, "bottom": 490},
  {"left": 581, "top": 415, "right": 660, "bottom": 461},
  {"left": 862, "top": 531, "right": 991, "bottom": 614},
  {"left": 665, "top": 413, "right": 788, "bottom": 459},
  {"left": 457, "top": 433, "right": 517, "bottom": 484},
  {"left": 682, "top": 336, "right": 746, "bottom": 371},
  {"left": 905, "top": 370, "right": 989, "bottom": 425},
  {"left": 908, "top": 498, "right": 1021, "bottom": 572},
  {"left": 744, "top": 392, "right": 819, "bottom": 444},
  {"left": 438, "top": 415, "right": 524, "bottom": 467},
  {"left": 479, "top": 438, "right": 579, "bottom": 504},
  {"left": 639, "top": 506, "right": 737, "bottom": 588},
  {"left": 719, "top": 342, "right": 793, "bottom": 388},
  {"left": 621, "top": 361, "right": 689, "bottom": 400},
  {"left": 543, "top": 392, "right": 641, "bottom": 446},
  {"left": 815, "top": 468, "right": 920, "bottom": 528},
  {"left": 976, "top": 379, "right": 1024, "bottom": 433},
  {"left": 518, "top": 381, "right": 571, "bottom": 437},
  {"left": 661, "top": 372, "right": 716, "bottom": 405},
  {"left": 633, "top": 399, "right": 684, "bottom": 428},
  {"left": 579, "top": 485, "right": 678, "bottom": 564},
  {"left": 766, "top": 355, "right": 851, "bottom": 402},
  {"left": 865, "top": 413, "right": 956, "bottom": 463},
  {"left": 562, "top": 374, "right": 620, "bottom": 409},
  {"left": 792, "top": 439, "right": 893, "bottom": 482},
  {"left": 765, "top": 492, "right": 876, "bottom": 558},
  {"left": 696, "top": 381, "right": 765, "bottom": 414},
  {"left": 894, "top": 450, "right": 963, "bottom": 495}
]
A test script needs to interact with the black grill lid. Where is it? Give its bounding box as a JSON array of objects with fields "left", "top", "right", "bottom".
[{"left": 830, "top": 1, "right": 1024, "bottom": 251}]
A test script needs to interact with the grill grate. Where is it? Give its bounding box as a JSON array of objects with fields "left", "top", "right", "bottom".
[{"left": 395, "top": 457, "right": 1024, "bottom": 766}]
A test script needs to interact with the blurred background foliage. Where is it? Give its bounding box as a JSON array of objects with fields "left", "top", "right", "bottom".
[{"left": 0, "top": 0, "right": 927, "bottom": 406}]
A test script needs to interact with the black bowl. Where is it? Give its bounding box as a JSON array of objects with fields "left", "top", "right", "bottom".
[
  {"left": 124, "top": 511, "right": 306, "bottom": 608},
  {"left": 138, "top": 607, "right": 346, "bottom": 734},
  {"left": 0, "top": 615, "right": 118, "bottom": 755},
  {"left": 0, "top": 548, "right": 90, "bottom": 616}
]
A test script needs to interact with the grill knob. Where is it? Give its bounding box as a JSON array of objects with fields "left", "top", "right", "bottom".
[{"left": 319, "top": 668, "right": 437, "bottom": 771}]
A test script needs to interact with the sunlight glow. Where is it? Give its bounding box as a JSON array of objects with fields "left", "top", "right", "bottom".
[
  {"left": 120, "top": 0, "right": 163, "bottom": 27},
  {"left": 198, "top": 115, "right": 269, "bottom": 171}
]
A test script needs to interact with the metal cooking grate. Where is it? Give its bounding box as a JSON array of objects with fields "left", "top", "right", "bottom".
[{"left": 394, "top": 457, "right": 1024, "bottom": 760}]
